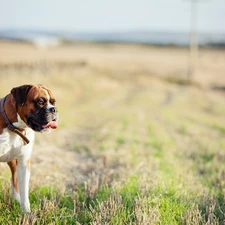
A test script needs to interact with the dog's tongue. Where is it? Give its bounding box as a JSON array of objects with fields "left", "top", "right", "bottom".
[{"left": 42, "top": 121, "right": 58, "bottom": 129}]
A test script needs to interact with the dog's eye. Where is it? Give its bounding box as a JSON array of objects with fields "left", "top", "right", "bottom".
[
  {"left": 50, "top": 99, "right": 56, "bottom": 105},
  {"left": 37, "top": 98, "right": 45, "bottom": 107},
  {"left": 38, "top": 101, "right": 44, "bottom": 106}
]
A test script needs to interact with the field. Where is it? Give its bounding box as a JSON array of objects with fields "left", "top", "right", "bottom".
[{"left": 0, "top": 41, "right": 225, "bottom": 224}]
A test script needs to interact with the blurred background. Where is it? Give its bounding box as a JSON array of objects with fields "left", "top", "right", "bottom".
[
  {"left": 0, "top": 0, "right": 225, "bottom": 223},
  {"left": 1, "top": 0, "right": 225, "bottom": 43},
  {"left": 0, "top": 0, "right": 225, "bottom": 84}
]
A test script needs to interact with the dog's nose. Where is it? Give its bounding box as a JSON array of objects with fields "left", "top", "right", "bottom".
[{"left": 49, "top": 107, "right": 57, "bottom": 113}]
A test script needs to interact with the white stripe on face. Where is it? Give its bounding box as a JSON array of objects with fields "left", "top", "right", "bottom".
[{"left": 44, "top": 89, "right": 54, "bottom": 109}]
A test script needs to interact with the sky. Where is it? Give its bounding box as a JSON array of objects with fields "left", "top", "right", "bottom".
[{"left": 0, "top": 0, "right": 225, "bottom": 33}]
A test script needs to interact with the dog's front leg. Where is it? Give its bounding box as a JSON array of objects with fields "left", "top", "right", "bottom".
[{"left": 17, "top": 159, "right": 31, "bottom": 213}]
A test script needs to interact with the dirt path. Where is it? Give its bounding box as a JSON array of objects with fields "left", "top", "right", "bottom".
[{"left": 0, "top": 128, "right": 102, "bottom": 190}]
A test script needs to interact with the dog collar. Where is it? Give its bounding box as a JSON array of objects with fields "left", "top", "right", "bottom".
[{"left": 0, "top": 95, "right": 30, "bottom": 145}]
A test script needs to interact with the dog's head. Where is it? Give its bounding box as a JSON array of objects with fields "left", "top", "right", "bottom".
[{"left": 11, "top": 84, "right": 58, "bottom": 132}]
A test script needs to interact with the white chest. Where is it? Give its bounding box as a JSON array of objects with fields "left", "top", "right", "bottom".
[{"left": 0, "top": 128, "right": 35, "bottom": 162}]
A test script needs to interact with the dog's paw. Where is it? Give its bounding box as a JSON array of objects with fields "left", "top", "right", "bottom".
[{"left": 21, "top": 202, "right": 31, "bottom": 213}]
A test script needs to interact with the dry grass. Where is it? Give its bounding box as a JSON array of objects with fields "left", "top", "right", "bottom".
[{"left": 0, "top": 41, "right": 225, "bottom": 224}]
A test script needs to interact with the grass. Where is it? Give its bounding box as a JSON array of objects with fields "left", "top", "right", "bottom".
[{"left": 0, "top": 42, "right": 225, "bottom": 224}]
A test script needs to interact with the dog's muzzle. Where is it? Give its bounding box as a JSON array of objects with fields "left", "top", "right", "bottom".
[{"left": 27, "top": 106, "right": 58, "bottom": 132}]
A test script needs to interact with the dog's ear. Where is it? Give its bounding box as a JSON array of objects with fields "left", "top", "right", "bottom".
[{"left": 11, "top": 85, "right": 33, "bottom": 106}]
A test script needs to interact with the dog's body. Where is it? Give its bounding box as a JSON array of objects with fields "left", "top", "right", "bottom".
[{"left": 0, "top": 84, "right": 58, "bottom": 212}]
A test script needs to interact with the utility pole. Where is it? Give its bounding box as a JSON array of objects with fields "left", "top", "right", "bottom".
[
  {"left": 187, "top": 0, "right": 199, "bottom": 80},
  {"left": 185, "top": 0, "right": 209, "bottom": 80}
]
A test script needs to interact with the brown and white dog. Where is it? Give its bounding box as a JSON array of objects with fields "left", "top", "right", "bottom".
[{"left": 0, "top": 84, "right": 58, "bottom": 213}]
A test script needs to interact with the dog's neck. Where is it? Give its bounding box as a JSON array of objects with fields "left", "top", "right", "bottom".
[
  {"left": 0, "top": 94, "right": 30, "bottom": 144},
  {"left": 3, "top": 94, "right": 18, "bottom": 124}
]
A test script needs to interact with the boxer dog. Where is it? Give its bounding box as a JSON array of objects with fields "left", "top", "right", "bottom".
[{"left": 0, "top": 84, "right": 58, "bottom": 213}]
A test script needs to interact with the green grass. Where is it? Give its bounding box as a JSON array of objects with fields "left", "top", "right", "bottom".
[{"left": 0, "top": 43, "right": 225, "bottom": 224}]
